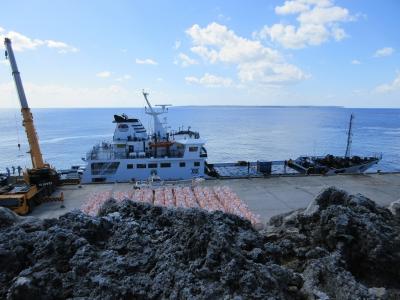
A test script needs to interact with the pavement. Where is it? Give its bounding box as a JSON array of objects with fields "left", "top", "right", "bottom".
[{"left": 31, "top": 173, "right": 400, "bottom": 224}]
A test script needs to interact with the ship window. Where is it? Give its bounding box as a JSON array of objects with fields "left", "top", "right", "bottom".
[
  {"left": 189, "top": 146, "right": 198, "bottom": 152},
  {"left": 127, "top": 164, "right": 134, "bottom": 169},
  {"left": 91, "top": 162, "right": 120, "bottom": 175},
  {"left": 194, "top": 162, "right": 200, "bottom": 167},
  {"left": 92, "top": 177, "right": 106, "bottom": 183},
  {"left": 160, "top": 162, "right": 171, "bottom": 168},
  {"left": 137, "top": 164, "right": 146, "bottom": 169},
  {"left": 179, "top": 162, "right": 186, "bottom": 167},
  {"left": 191, "top": 168, "right": 199, "bottom": 174},
  {"left": 118, "top": 124, "right": 129, "bottom": 132},
  {"left": 148, "top": 163, "right": 157, "bottom": 168},
  {"left": 116, "top": 144, "right": 125, "bottom": 148}
]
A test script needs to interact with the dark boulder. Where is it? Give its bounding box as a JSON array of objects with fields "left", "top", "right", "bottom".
[
  {"left": 0, "top": 201, "right": 303, "bottom": 299},
  {"left": 265, "top": 187, "right": 400, "bottom": 299}
]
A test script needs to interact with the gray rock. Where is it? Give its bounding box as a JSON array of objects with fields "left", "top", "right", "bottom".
[
  {"left": 266, "top": 187, "right": 400, "bottom": 299},
  {"left": 368, "top": 287, "right": 387, "bottom": 299},
  {"left": 388, "top": 199, "right": 400, "bottom": 218},
  {"left": 7, "top": 276, "right": 42, "bottom": 300},
  {"left": 0, "top": 207, "right": 20, "bottom": 228},
  {"left": 0, "top": 199, "right": 301, "bottom": 299},
  {"left": 2, "top": 188, "right": 399, "bottom": 299}
]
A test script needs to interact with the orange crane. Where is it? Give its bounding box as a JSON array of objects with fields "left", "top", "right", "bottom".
[{"left": 0, "top": 38, "right": 61, "bottom": 214}]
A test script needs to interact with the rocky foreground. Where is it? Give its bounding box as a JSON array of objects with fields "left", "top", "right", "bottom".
[{"left": 0, "top": 187, "right": 399, "bottom": 299}]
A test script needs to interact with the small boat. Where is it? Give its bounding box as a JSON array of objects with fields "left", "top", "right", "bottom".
[{"left": 288, "top": 114, "right": 381, "bottom": 175}]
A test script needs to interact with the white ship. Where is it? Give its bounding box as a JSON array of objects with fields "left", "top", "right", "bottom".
[{"left": 81, "top": 92, "right": 207, "bottom": 183}]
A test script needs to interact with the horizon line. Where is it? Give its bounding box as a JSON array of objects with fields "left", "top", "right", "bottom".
[{"left": 0, "top": 105, "right": 400, "bottom": 109}]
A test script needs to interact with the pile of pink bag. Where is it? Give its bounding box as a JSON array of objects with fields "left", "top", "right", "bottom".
[{"left": 81, "top": 186, "right": 261, "bottom": 226}]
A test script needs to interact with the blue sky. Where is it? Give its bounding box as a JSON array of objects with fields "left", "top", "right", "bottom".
[{"left": 0, "top": 0, "right": 399, "bottom": 108}]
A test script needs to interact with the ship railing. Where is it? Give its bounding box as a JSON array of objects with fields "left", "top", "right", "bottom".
[
  {"left": 371, "top": 152, "right": 383, "bottom": 160},
  {"left": 123, "top": 150, "right": 185, "bottom": 159},
  {"left": 86, "top": 149, "right": 186, "bottom": 160},
  {"left": 86, "top": 148, "right": 115, "bottom": 160}
]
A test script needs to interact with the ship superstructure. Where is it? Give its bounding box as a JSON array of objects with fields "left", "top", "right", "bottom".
[{"left": 81, "top": 92, "right": 207, "bottom": 183}]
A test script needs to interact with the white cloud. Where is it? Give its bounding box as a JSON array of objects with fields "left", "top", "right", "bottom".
[
  {"left": 351, "top": 59, "right": 361, "bottom": 65},
  {"left": 174, "top": 53, "right": 198, "bottom": 67},
  {"left": 185, "top": 22, "right": 307, "bottom": 84},
  {"left": 374, "top": 47, "right": 394, "bottom": 58},
  {"left": 0, "top": 81, "right": 133, "bottom": 108},
  {"left": 185, "top": 76, "right": 199, "bottom": 84},
  {"left": 191, "top": 46, "right": 219, "bottom": 63},
  {"left": 0, "top": 27, "right": 78, "bottom": 53},
  {"left": 275, "top": 0, "right": 310, "bottom": 14},
  {"left": 1, "top": 31, "right": 44, "bottom": 51},
  {"left": 45, "top": 40, "right": 78, "bottom": 53},
  {"left": 185, "top": 73, "right": 232, "bottom": 87},
  {"left": 135, "top": 58, "right": 158, "bottom": 65},
  {"left": 115, "top": 74, "right": 132, "bottom": 81},
  {"left": 0, "top": 59, "right": 7, "bottom": 66},
  {"left": 217, "top": 14, "right": 231, "bottom": 22},
  {"left": 255, "top": 0, "right": 354, "bottom": 49},
  {"left": 375, "top": 72, "right": 400, "bottom": 93},
  {"left": 174, "top": 40, "right": 181, "bottom": 50},
  {"left": 157, "top": 77, "right": 164, "bottom": 82},
  {"left": 297, "top": 5, "right": 351, "bottom": 24},
  {"left": 96, "top": 71, "right": 111, "bottom": 78}
]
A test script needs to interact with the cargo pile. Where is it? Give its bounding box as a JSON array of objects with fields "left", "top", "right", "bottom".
[
  {"left": 81, "top": 186, "right": 261, "bottom": 226},
  {"left": 1, "top": 187, "right": 399, "bottom": 299}
]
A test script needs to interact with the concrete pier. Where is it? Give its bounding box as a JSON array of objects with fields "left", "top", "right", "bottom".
[
  {"left": 205, "top": 173, "right": 400, "bottom": 223},
  {"left": 31, "top": 173, "right": 400, "bottom": 224}
]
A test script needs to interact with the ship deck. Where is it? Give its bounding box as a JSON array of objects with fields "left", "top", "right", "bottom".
[
  {"left": 211, "top": 161, "right": 298, "bottom": 178},
  {"left": 31, "top": 172, "right": 400, "bottom": 225}
]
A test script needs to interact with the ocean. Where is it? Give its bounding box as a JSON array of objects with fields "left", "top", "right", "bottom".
[{"left": 0, "top": 107, "right": 399, "bottom": 172}]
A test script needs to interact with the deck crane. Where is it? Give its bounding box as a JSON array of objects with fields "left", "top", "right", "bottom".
[{"left": 0, "top": 38, "right": 60, "bottom": 214}]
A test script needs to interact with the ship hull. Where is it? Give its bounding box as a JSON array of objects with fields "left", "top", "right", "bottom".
[
  {"left": 81, "top": 157, "right": 205, "bottom": 183},
  {"left": 324, "top": 159, "right": 379, "bottom": 175},
  {"left": 289, "top": 156, "right": 380, "bottom": 175}
]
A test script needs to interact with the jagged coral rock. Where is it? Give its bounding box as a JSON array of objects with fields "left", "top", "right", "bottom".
[
  {"left": 265, "top": 187, "right": 400, "bottom": 299},
  {"left": 2, "top": 187, "right": 399, "bottom": 300},
  {"left": 0, "top": 201, "right": 302, "bottom": 299}
]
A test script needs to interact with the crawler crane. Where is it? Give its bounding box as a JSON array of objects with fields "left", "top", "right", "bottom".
[{"left": 0, "top": 38, "right": 62, "bottom": 214}]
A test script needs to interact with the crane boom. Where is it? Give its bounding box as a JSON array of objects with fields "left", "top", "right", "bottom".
[{"left": 4, "top": 38, "right": 45, "bottom": 169}]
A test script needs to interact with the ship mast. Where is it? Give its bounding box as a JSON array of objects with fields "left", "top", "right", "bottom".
[
  {"left": 142, "top": 90, "right": 167, "bottom": 138},
  {"left": 4, "top": 38, "right": 45, "bottom": 169},
  {"left": 345, "top": 113, "right": 354, "bottom": 158}
]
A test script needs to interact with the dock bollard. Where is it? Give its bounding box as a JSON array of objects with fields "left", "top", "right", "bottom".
[{"left": 60, "top": 192, "right": 65, "bottom": 208}]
